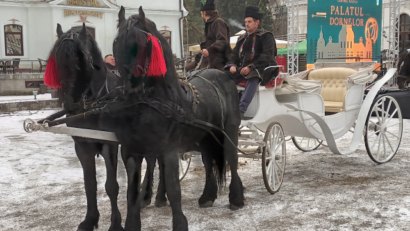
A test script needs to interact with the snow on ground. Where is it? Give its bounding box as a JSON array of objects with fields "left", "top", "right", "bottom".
[
  {"left": 0, "top": 93, "right": 52, "bottom": 103},
  {"left": 0, "top": 110, "right": 410, "bottom": 230}
]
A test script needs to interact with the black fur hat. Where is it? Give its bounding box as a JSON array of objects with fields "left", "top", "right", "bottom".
[
  {"left": 244, "top": 6, "right": 262, "bottom": 20},
  {"left": 200, "top": 0, "right": 216, "bottom": 11}
]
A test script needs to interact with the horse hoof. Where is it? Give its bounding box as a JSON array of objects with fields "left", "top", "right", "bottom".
[
  {"left": 155, "top": 200, "right": 168, "bottom": 207},
  {"left": 109, "top": 226, "right": 125, "bottom": 231},
  {"left": 77, "top": 223, "right": 98, "bottom": 231},
  {"left": 141, "top": 199, "right": 151, "bottom": 209},
  {"left": 77, "top": 228, "right": 93, "bottom": 231},
  {"left": 199, "top": 201, "right": 214, "bottom": 208},
  {"left": 229, "top": 203, "right": 244, "bottom": 211}
]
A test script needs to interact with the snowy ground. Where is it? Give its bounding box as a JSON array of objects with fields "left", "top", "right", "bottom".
[
  {"left": 1, "top": 110, "right": 410, "bottom": 231},
  {"left": 0, "top": 93, "right": 52, "bottom": 103}
]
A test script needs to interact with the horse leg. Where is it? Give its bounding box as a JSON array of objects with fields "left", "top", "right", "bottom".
[
  {"left": 224, "top": 125, "right": 245, "bottom": 210},
  {"left": 121, "top": 146, "right": 142, "bottom": 231},
  {"left": 100, "top": 144, "right": 124, "bottom": 231},
  {"left": 140, "top": 156, "right": 155, "bottom": 208},
  {"left": 162, "top": 151, "right": 188, "bottom": 231},
  {"left": 198, "top": 142, "right": 218, "bottom": 208},
  {"left": 75, "top": 142, "right": 100, "bottom": 231},
  {"left": 155, "top": 157, "right": 168, "bottom": 207}
]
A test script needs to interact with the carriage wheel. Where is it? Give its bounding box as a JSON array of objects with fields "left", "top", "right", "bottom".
[
  {"left": 364, "top": 95, "right": 403, "bottom": 164},
  {"left": 291, "top": 136, "right": 322, "bottom": 152},
  {"left": 179, "top": 153, "right": 191, "bottom": 181},
  {"left": 262, "top": 122, "right": 286, "bottom": 194}
]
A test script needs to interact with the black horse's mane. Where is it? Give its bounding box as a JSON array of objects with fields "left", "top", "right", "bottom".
[{"left": 117, "top": 14, "right": 186, "bottom": 106}]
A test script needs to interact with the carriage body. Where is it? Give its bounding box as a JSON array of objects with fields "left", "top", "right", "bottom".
[{"left": 239, "top": 85, "right": 362, "bottom": 141}]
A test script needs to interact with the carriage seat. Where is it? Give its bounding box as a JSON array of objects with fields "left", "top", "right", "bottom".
[{"left": 307, "top": 67, "right": 358, "bottom": 113}]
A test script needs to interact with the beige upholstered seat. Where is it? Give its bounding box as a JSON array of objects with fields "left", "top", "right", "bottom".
[{"left": 307, "top": 67, "right": 357, "bottom": 113}]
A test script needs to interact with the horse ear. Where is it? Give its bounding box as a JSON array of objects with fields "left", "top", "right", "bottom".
[
  {"left": 80, "top": 23, "right": 87, "bottom": 42},
  {"left": 118, "top": 6, "right": 126, "bottom": 24},
  {"left": 138, "top": 6, "right": 145, "bottom": 21},
  {"left": 56, "top": 24, "right": 63, "bottom": 38}
]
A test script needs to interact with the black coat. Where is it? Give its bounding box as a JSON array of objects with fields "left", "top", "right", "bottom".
[{"left": 226, "top": 29, "right": 279, "bottom": 85}]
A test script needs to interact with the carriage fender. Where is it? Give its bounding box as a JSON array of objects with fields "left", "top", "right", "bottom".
[{"left": 285, "top": 68, "right": 396, "bottom": 155}]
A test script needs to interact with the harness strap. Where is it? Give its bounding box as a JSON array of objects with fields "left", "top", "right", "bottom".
[{"left": 193, "top": 75, "right": 226, "bottom": 130}]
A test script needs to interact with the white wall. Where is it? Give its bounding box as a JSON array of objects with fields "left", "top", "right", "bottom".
[
  {"left": 0, "top": 0, "right": 186, "bottom": 62},
  {"left": 117, "top": 0, "right": 181, "bottom": 11}
]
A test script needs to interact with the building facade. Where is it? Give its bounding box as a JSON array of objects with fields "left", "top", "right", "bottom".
[{"left": 0, "top": 0, "right": 187, "bottom": 62}]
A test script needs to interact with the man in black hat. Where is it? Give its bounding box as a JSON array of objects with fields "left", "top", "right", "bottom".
[
  {"left": 184, "top": 0, "right": 231, "bottom": 71},
  {"left": 225, "top": 6, "right": 278, "bottom": 119}
]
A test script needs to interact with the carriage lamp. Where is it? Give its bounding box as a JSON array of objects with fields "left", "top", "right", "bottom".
[{"left": 33, "top": 90, "right": 38, "bottom": 100}]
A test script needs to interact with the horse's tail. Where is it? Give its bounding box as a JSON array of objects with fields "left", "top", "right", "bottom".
[{"left": 211, "top": 134, "right": 227, "bottom": 188}]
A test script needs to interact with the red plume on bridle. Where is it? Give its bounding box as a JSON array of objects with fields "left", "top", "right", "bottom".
[
  {"left": 44, "top": 49, "right": 61, "bottom": 88},
  {"left": 134, "top": 35, "right": 167, "bottom": 78}
]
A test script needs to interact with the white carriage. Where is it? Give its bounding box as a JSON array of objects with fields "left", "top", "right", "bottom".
[{"left": 230, "top": 61, "right": 403, "bottom": 193}]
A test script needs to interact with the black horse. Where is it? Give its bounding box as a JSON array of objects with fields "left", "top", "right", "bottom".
[
  {"left": 397, "top": 50, "right": 410, "bottom": 90},
  {"left": 101, "top": 6, "right": 245, "bottom": 230},
  {"left": 43, "top": 24, "right": 125, "bottom": 231}
]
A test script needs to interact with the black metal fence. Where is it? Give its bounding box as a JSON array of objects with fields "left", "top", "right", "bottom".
[{"left": 0, "top": 59, "right": 47, "bottom": 74}]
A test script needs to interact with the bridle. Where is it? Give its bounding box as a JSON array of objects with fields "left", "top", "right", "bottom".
[
  {"left": 56, "top": 30, "right": 125, "bottom": 111},
  {"left": 55, "top": 30, "right": 94, "bottom": 70},
  {"left": 122, "top": 17, "right": 156, "bottom": 78}
]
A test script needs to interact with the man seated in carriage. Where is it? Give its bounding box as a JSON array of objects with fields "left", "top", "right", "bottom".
[
  {"left": 184, "top": 0, "right": 231, "bottom": 72},
  {"left": 225, "top": 6, "right": 278, "bottom": 119}
]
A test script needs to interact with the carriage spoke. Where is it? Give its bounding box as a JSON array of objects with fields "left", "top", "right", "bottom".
[
  {"left": 266, "top": 159, "right": 273, "bottom": 173},
  {"left": 383, "top": 135, "right": 387, "bottom": 158},
  {"left": 371, "top": 132, "right": 382, "bottom": 151},
  {"left": 270, "top": 161, "right": 275, "bottom": 187},
  {"left": 376, "top": 133, "right": 382, "bottom": 160},
  {"left": 274, "top": 128, "right": 280, "bottom": 146},
  {"left": 381, "top": 98, "right": 386, "bottom": 123},
  {"left": 300, "top": 137, "right": 305, "bottom": 145},
  {"left": 384, "top": 133, "right": 395, "bottom": 152},
  {"left": 385, "top": 130, "right": 400, "bottom": 139},
  {"left": 368, "top": 120, "right": 381, "bottom": 127},
  {"left": 385, "top": 122, "right": 401, "bottom": 127},
  {"left": 274, "top": 165, "right": 279, "bottom": 185},
  {"left": 367, "top": 129, "right": 381, "bottom": 136},
  {"left": 274, "top": 140, "right": 284, "bottom": 153},
  {"left": 274, "top": 160, "right": 283, "bottom": 173},
  {"left": 375, "top": 106, "right": 382, "bottom": 123},
  {"left": 384, "top": 99, "right": 393, "bottom": 122},
  {"left": 385, "top": 108, "right": 398, "bottom": 125}
]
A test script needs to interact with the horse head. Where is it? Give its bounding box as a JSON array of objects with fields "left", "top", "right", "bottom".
[
  {"left": 114, "top": 6, "right": 180, "bottom": 99},
  {"left": 45, "top": 23, "right": 107, "bottom": 111}
]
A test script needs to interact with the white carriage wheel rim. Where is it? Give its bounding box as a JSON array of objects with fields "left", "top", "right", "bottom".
[
  {"left": 265, "top": 124, "right": 286, "bottom": 192},
  {"left": 179, "top": 156, "right": 191, "bottom": 181},
  {"left": 366, "top": 96, "right": 403, "bottom": 163}
]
